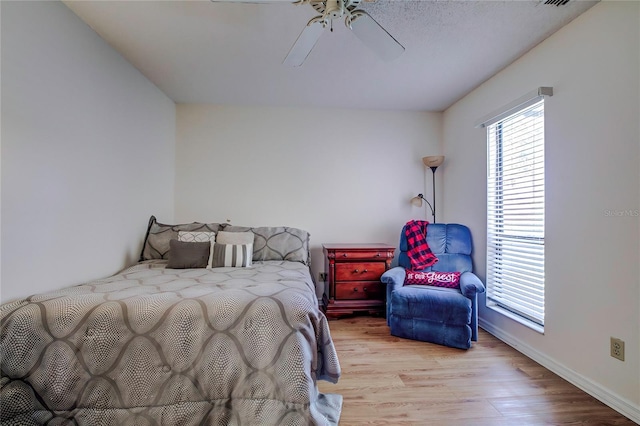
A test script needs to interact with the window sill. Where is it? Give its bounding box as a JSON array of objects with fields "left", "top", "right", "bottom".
[{"left": 486, "top": 303, "right": 545, "bottom": 334}]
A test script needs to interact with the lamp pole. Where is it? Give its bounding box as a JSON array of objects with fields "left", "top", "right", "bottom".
[{"left": 430, "top": 166, "right": 437, "bottom": 223}]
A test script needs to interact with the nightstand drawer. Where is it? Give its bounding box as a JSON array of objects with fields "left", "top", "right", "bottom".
[
  {"left": 335, "top": 262, "right": 385, "bottom": 281},
  {"left": 334, "top": 250, "right": 388, "bottom": 260},
  {"left": 335, "top": 281, "right": 384, "bottom": 300}
]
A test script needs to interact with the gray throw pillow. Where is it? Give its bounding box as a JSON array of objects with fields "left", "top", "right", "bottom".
[
  {"left": 140, "top": 216, "right": 223, "bottom": 261},
  {"left": 166, "top": 239, "right": 210, "bottom": 269},
  {"left": 223, "top": 226, "right": 310, "bottom": 265}
]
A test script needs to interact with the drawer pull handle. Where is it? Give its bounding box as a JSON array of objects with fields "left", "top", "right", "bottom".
[
  {"left": 363, "top": 269, "right": 368, "bottom": 273},
  {"left": 342, "top": 253, "right": 348, "bottom": 257},
  {"left": 363, "top": 287, "right": 368, "bottom": 291},
  {"left": 354, "top": 269, "right": 359, "bottom": 273},
  {"left": 376, "top": 253, "right": 381, "bottom": 257},
  {"left": 353, "top": 287, "right": 358, "bottom": 292}
]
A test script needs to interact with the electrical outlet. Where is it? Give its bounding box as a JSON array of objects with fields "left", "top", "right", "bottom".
[
  {"left": 610, "top": 337, "right": 625, "bottom": 361},
  {"left": 319, "top": 273, "right": 327, "bottom": 282}
]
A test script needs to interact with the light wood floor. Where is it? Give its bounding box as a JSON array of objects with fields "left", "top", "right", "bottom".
[{"left": 318, "top": 316, "right": 637, "bottom": 425}]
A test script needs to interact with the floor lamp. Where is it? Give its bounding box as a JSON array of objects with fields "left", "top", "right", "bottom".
[{"left": 410, "top": 155, "right": 445, "bottom": 223}]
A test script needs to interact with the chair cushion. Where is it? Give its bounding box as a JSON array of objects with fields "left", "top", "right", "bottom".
[{"left": 391, "top": 286, "right": 471, "bottom": 326}]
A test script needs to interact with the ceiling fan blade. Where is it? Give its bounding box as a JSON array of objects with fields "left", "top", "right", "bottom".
[
  {"left": 348, "top": 11, "right": 404, "bottom": 62},
  {"left": 283, "top": 21, "right": 325, "bottom": 67}
]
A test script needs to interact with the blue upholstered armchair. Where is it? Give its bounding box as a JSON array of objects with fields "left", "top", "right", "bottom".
[{"left": 381, "top": 223, "right": 485, "bottom": 349}]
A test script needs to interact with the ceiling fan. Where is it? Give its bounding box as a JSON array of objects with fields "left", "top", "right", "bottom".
[{"left": 210, "top": 0, "right": 405, "bottom": 67}]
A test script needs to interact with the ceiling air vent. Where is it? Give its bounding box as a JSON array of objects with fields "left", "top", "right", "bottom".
[{"left": 543, "top": 0, "right": 570, "bottom": 5}]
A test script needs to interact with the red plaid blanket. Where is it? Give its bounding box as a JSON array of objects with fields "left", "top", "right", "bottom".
[{"left": 405, "top": 220, "right": 438, "bottom": 270}]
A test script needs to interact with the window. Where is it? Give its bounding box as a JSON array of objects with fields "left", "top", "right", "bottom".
[{"left": 484, "top": 94, "right": 546, "bottom": 332}]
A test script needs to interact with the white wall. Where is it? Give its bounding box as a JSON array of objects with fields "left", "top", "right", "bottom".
[
  {"left": 175, "top": 104, "right": 441, "bottom": 297},
  {"left": 442, "top": 1, "right": 639, "bottom": 420},
  {"left": 1, "top": 1, "right": 176, "bottom": 302}
]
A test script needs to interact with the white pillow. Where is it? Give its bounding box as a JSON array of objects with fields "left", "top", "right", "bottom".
[
  {"left": 216, "top": 231, "right": 254, "bottom": 245},
  {"left": 178, "top": 231, "right": 216, "bottom": 268}
]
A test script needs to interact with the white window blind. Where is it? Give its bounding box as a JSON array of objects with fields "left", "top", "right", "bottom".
[{"left": 486, "top": 97, "right": 545, "bottom": 329}]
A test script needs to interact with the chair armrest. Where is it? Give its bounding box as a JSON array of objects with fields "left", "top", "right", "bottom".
[
  {"left": 381, "top": 267, "right": 406, "bottom": 292},
  {"left": 460, "top": 271, "right": 485, "bottom": 298}
]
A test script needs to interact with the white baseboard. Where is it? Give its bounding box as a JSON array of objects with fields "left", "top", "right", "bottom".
[{"left": 479, "top": 318, "right": 640, "bottom": 424}]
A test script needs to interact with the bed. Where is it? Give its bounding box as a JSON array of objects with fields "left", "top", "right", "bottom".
[{"left": 0, "top": 217, "right": 342, "bottom": 425}]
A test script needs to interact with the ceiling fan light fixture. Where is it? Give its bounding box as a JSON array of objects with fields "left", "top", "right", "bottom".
[{"left": 324, "top": 0, "right": 344, "bottom": 19}]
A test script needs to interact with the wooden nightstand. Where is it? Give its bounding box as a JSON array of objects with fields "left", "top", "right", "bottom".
[{"left": 322, "top": 243, "right": 395, "bottom": 319}]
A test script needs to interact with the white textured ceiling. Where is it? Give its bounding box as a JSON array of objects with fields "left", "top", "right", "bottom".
[{"left": 63, "top": 0, "right": 597, "bottom": 111}]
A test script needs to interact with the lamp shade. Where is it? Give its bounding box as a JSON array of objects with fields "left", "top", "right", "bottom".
[{"left": 422, "top": 155, "right": 445, "bottom": 168}]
